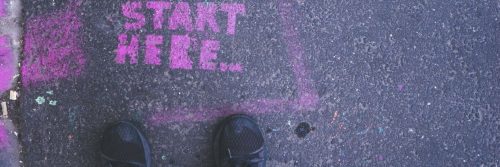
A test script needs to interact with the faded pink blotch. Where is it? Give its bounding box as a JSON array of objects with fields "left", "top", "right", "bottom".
[
  {"left": 0, "top": 36, "right": 15, "bottom": 93},
  {"left": 22, "top": 4, "right": 85, "bottom": 86},
  {"left": 0, "top": 0, "right": 5, "bottom": 17}
]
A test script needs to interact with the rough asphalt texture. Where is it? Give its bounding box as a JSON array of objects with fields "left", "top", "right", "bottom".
[{"left": 13, "top": 0, "right": 500, "bottom": 166}]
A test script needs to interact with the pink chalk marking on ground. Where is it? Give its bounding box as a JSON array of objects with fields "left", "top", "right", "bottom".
[
  {"left": 149, "top": 0, "right": 319, "bottom": 124},
  {"left": 0, "top": 122, "right": 8, "bottom": 150},
  {"left": 199, "top": 40, "right": 219, "bottom": 70},
  {"left": 0, "top": 36, "right": 15, "bottom": 93},
  {"left": 146, "top": 1, "right": 171, "bottom": 30},
  {"left": 168, "top": 2, "right": 193, "bottom": 32},
  {"left": 122, "top": 1, "right": 145, "bottom": 30},
  {"left": 116, "top": 34, "right": 139, "bottom": 64},
  {"left": 22, "top": 3, "right": 86, "bottom": 86},
  {"left": 221, "top": 3, "right": 246, "bottom": 35},
  {"left": 150, "top": 99, "right": 298, "bottom": 124},
  {"left": 195, "top": 3, "right": 220, "bottom": 33},
  {"left": 277, "top": 0, "right": 319, "bottom": 107},
  {"left": 170, "top": 35, "right": 193, "bottom": 69},
  {"left": 149, "top": 98, "right": 318, "bottom": 124},
  {"left": 145, "top": 35, "right": 163, "bottom": 65}
]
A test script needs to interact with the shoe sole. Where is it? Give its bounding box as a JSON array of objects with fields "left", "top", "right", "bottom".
[
  {"left": 101, "top": 121, "right": 152, "bottom": 167},
  {"left": 213, "top": 114, "right": 267, "bottom": 167}
]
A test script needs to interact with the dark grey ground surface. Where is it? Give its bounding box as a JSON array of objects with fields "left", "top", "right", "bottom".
[{"left": 14, "top": 0, "right": 500, "bottom": 166}]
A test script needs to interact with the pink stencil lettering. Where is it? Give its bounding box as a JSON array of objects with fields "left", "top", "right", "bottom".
[
  {"left": 22, "top": 4, "right": 86, "bottom": 86},
  {"left": 145, "top": 35, "right": 163, "bottom": 65},
  {"left": 116, "top": 34, "right": 139, "bottom": 64},
  {"left": 221, "top": 3, "right": 246, "bottom": 35},
  {"left": 170, "top": 35, "right": 192, "bottom": 69},
  {"left": 199, "top": 40, "right": 219, "bottom": 70},
  {"left": 0, "top": 36, "right": 15, "bottom": 92},
  {"left": 122, "top": 1, "right": 145, "bottom": 30},
  {"left": 196, "top": 3, "right": 219, "bottom": 33},
  {"left": 146, "top": 1, "right": 171, "bottom": 30},
  {"left": 168, "top": 2, "right": 193, "bottom": 31}
]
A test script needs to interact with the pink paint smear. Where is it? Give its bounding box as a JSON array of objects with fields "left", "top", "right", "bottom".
[
  {"left": 0, "top": 36, "right": 15, "bottom": 93},
  {"left": 22, "top": 3, "right": 85, "bottom": 87},
  {"left": 0, "top": 0, "right": 5, "bottom": 17},
  {"left": 149, "top": 0, "right": 319, "bottom": 125}
]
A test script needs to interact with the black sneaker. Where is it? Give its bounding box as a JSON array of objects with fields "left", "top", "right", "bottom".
[
  {"left": 100, "top": 121, "right": 151, "bottom": 167},
  {"left": 214, "top": 114, "right": 267, "bottom": 167}
]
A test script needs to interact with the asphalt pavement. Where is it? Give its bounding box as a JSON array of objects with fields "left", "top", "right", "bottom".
[{"left": 4, "top": 0, "right": 500, "bottom": 166}]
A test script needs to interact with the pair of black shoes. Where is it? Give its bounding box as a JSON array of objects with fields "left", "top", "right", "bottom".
[{"left": 100, "top": 114, "right": 267, "bottom": 167}]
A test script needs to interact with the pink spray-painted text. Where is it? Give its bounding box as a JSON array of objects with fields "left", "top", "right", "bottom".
[{"left": 116, "top": 2, "right": 246, "bottom": 72}]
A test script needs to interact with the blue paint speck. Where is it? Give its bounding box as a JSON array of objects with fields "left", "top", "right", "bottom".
[{"left": 35, "top": 96, "right": 46, "bottom": 105}]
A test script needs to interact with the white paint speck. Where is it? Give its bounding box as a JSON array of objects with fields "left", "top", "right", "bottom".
[{"left": 9, "top": 90, "right": 17, "bottom": 100}]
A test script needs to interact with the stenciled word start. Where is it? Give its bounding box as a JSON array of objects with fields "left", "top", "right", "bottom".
[{"left": 116, "top": 1, "right": 246, "bottom": 72}]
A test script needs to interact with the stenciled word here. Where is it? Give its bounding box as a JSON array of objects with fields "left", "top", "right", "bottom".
[{"left": 117, "top": 1, "right": 246, "bottom": 72}]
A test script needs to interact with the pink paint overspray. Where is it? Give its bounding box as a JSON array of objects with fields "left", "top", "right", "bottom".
[
  {"left": 0, "top": 0, "right": 5, "bottom": 17},
  {"left": 22, "top": 2, "right": 85, "bottom": 86},
  {"left": 149, "top": 0, "right": 319, "bottom": 124},
  {"left": 0, "top": 0, "right": 21, "bottom": 166},
  {"left": 0, "top": 0, "right": 22, "bottom": 95},
  {"left": 0, "top": 36, "right": 15, "bottom": 93}
]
